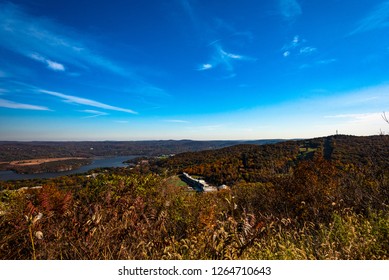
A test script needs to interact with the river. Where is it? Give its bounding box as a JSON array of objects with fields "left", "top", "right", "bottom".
[{"left": 0, "top": 155, "right": 139, "bottom": 181}]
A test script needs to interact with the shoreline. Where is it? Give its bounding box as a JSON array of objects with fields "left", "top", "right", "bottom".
[
  {"left": 0, "top": 155, "right": 138, "bottom": 181},
  {"left": 1, "top": 157, "right": 91, "bottom": 175},
  {"left": 8, "top": 157, "right": 88, "bottom": 166}
]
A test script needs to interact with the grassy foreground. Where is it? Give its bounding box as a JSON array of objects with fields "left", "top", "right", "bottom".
[{"left": 1, "top": 157, "right": 388, "bottom": 260}]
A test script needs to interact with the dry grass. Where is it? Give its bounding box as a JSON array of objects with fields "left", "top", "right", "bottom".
[
  {"left": 9, "top": 157, "right": 87, "bottom": 166},
  {"left": 0, "top": 160, "right": 388, "bottom": 260}
]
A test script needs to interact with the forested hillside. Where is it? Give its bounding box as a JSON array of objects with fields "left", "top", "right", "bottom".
[
  {"left": 154, "top": 135, "right": 389, "bottom": 185},
  {"left": 0, "top": 139, "right": 281, "bottom": 174},
  {"left": 0, "top": 135, "right": 388, "bottom": 260},
  {"left": 0, "top": 139, "right": 281, "bottom": 161}
]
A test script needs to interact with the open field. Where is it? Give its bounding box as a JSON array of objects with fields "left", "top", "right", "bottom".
[
  {"left": 165, "top": 175, "right": 190, "bottom": 188},
  {"left": 9, "top": 157, "right": 87, "bottom": 166},
  {"left": 0, "top": 157, "right": 92, "bottom": 175}
]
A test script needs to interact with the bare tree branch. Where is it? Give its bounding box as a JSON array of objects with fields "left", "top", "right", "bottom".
[{"left": 382, "top": 112, "right": 389, "bottom": 124}]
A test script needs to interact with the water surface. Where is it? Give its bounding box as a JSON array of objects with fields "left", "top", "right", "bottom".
[{"left": 0, "top": 155, "right": 138, "bottom": 181}]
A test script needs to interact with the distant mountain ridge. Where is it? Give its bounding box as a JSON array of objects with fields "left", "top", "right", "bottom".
[{"left": 0, "top": 139, "right": 285, "bottom": 161}]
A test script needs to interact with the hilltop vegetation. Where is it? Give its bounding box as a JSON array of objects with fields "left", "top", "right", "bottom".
[
  {"left": 154, "top": 135, "right": 389, "bottom": 185},
  {"left": 0, "top": 135, "right": 388, "bottom": 259},
  {"left": 0, "top": 139, "right": 281, "bottom": 174},
  {"left": 0, "top": 158, "right": 92, "bottom": 174},
  {"left": 0, "top": 139, "right": 281, "bottom": 161}
]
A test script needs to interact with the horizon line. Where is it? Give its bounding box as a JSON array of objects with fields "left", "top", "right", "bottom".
[{"left": 0, "top": 134, "right": 380, "bottom": 143}]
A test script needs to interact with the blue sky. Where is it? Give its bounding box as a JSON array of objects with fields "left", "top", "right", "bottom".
[{"left": 0, "top": 0, "right": 389, "bottom": 140}]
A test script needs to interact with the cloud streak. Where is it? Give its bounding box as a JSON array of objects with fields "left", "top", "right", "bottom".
[
  {"left": 39, "top": 89, "right": 137, "bottom": 114},
  {"left": 179, "top": 0, "right": 197, "bottom": 27},
  {"left": 198, "top": 44, "right": 256, "bottom": 74},
  {"left": 317, "top": 59, "right": 337, "bottom": 65},
  {"left": 0, "top": 2, "right": 127, "bottom": 76},
  {"left": 0, "top": 70, "right": 8, "bottom": 78},
  {"left": 299, "top": 58, "right": 337, "bottom": 69},
  {"left": 0, "top": 98, "right": 51, "bottom": 111},
  {"left": 299, "top": 46, "right": 317, "bottom": 55},
  {"left": 324, "top": 112, "right": 382, "bottom": 124},
  {"left": 278, "top": 0, "right": 302, "bottom": 21},
  {"left": 177, "top": 0, "right": 255, "bottom": 77},
  {"left": 79, "top": 109, "right": 108, "bottom": 118},
  {"left": 198, "top": 63, "right": 213, "bottom": 71},
  {"left": 164, "top": 119, "right": 190, "bottom": 123},
  {"left": 29, "top": 53, "right": 65, "bottom": 71},
  {"left": 351, "top": 1, "right": 389, "bottom": 34},
  {"left": 282, "top": 35, "right": 318, "bottom": 58}
]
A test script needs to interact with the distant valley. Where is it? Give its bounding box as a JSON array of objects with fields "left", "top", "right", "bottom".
[{"left": 0, "top": 139, "right": 283, "bottom": 175}]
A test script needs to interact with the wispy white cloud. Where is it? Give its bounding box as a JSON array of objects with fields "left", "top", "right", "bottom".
[
  {"left": 0, "top": 3, "right": 127, "bottom": 76},
  {"left": 350, "top": 1, "right": 389, "bottom": 34},
  {"left": 317, "top": 59, "right": 337, "bottom": 65},
  {"left": 186, "top": 124, "right": 223, "bottom": 132},
  {"left": 29, "top": 53, "right": 65, "bottom": 71},
  {"left": 0, "top": 70, "right": 8, "bottom": 78},
  {"left": 177, "top": 0, "right": 255, "bottom": 76},
  {"left": 128, "top": 85, "right": 171, "bottom": 98},
  {"left": 324, "top": 112, "right": 382, "bottom": 124},
  {"left": 0, "top": 3, "right": 165, "bottom": 103},
  {"left": 281, "top": 35, "right": 301, "bottom": 56},
  {"left": 39, "top": 89, "right": 137, "bottom": 114},
  {"left": 325, "top": 113, "right": 372, "bottom": 119},
  {"left": 199, "top": 44, "right": 255, "bottom": 74},
  {"left": 223, "top": 51, "right": 241, "bottom": 60},
  {"left": 282, "top": 35, "right": 319, "bottom": 59},
  {"left": 292, "top": 35, "right": 300, "bottom": 46},
  {"left": 219, "top": 47, "right": 255, "bottom": 62},
  {"left": 299, "top": 46, "right": 317, "bottom": 55},
  {"left": 0, "top": 98, "right": 51, "bottom": 111},
  {"left": 179, "top": 0, "right": 235, "bottom": 42},
  {"left": 80, "top": 109, "right": 107, "bottom": 115},
  {"left": 179, "top": 0, "right": 197, "bottom": 27},
  {"left": 278, "top": 0, "right": 302, "bottom": 21},
  {"left": 78, "top": 109, "right": 108, "bottom": 118},
  {"left": 198, "top": 63, "right": 213, "bottom": 71},
  {"left": 193, "top": 84, "right": 389, "bottom": 139},
  {"left": 46, "top": 60, "right": 65, "bottom": 71},
  {"left": 164, "top": 119, "right": 190, "bottom": 123},
  {"left": 299, "top": 58, "right": 337, "bottom": 69},
  {"left": 290, "top": 85, "right": 384, "bottom": 114}
]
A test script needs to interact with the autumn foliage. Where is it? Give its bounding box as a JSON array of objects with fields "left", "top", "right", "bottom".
[{"left": 0, "top": 135, "right": 388, "bottom": 259}]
